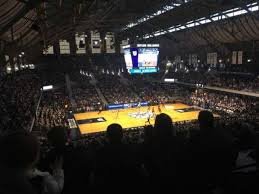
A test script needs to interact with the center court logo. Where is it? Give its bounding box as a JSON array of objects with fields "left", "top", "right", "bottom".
[{"left": 128, "top": 111, "right": 154, "bottom": 119}]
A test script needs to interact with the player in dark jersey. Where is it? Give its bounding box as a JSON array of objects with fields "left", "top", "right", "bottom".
[
  {"left": 98, "top": 105, "right": 103, "bottom": 114},
  {"left": 158, "top": 104, "right": 162, "bottom": 113},
  {"left": 152, "top": 107, "right": 155, "bottom": 114}
]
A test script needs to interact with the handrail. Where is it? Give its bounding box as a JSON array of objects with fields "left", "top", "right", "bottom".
[{"left": 29, "top": 91, "right": 42, "bottom": 133}]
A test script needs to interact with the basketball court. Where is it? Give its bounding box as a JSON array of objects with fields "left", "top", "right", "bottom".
[{"left": 74, "top": 103, "right": 209, "bottom": 135}]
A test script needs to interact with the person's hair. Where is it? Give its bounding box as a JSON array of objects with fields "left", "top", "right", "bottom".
[
  {"left": 198, "top": 110, "right": 214, "bottom": 130},
  {"left": 47, "top": 127, "right": 66, "bottom": 149},
  {"left": 154, "top": 113, "right": 174, "bottom": 138},
  {"left": 106, "top": 124, "right": 123, "bottom": 143},
  {"left": 0, "top": 132, "right": 39, "bottom": 170}
]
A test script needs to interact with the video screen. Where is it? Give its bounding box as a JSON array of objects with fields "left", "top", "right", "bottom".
[
  {"left": 138, "top": 48, "right": 159, "bottom": 67},
  {"left": 123, "top": 46, "right": 159, "bottom": 74}
]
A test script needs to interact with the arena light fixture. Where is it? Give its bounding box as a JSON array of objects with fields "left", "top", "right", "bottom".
[
  {"left": 42, "top": 85, "right": 53, "bottom": 91},
  {"left": 122, "top": 1, "right": 190, "bottom": 30},
  {"left": 142, "top": 2, "right": 259, "bottom": 39},
  {"left": 164, "top": 78, "right": 175, "bottom": 82}
]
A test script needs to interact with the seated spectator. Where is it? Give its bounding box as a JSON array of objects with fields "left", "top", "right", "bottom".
[
  {"left": 187, "top": 111, "right": 237, "bottom": 191},
  {"left": 0, "top": 132, "right": 40, "bottom": 194},
  {"left": 40, "top": 127, "right": 90, "bottom": 194},
  {"left": 0, "top": 132, "right": 63, "bottom": 194},
  {"left": 147, "top": 113, "right": 185, "bottom": 191},
  {"left": 93, "top": 124, "right": 141, "bottom": 192}
]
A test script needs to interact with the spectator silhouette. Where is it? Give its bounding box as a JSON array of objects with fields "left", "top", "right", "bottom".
[
  {"left": 0, "top": 132, "right": 39, "bottom": 194},
  {"left": 41, "top": 127, "right": 90, "bottom": 194},
  {"left": 93, "top": 124, "right": 140, "bottom": 192},
  {"left": 187, "top": 110, "right": 237, "bottom": 192},
  {"left": 139, "top": 125, "right": 154, "bottom": 177},
  {"left": 148, "top": 113, "right": 184, "bottom": 191}
]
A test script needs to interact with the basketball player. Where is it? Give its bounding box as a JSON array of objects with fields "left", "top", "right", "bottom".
[
  {"left": 137, "top": 102, "right": 141, "bottom": 116},
  {"left": 161, "top": 100, "right": 166, "bottom": 109},
  {"left": 151, "top": 106, "right": 156, "bottom": 118},
  {"left": 147, "top": 115, "right": 151, "bottom": 125},
  {"left": 152, "top": 106, "right": 155, "bottom": 114},
  {"left": 158, "top": 104, "right": 162, "bottom": 113},
  {"left": 98, "top": 105, "right": 102, "bottom": 114}
]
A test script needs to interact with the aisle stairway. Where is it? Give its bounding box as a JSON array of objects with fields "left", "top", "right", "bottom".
[
  {"left": 65, "top": 74, "right": 76, "bottom": 107},
  {"left": 90, "top": 75, "right": 108, "bottom": 105},
  {"left": 119, "top": 74, "right": 140, "bottom": 101}
]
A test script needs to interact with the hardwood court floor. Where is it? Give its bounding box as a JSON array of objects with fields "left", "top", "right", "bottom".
[{"left": 74, "top": 103, "right": 205, "bottom": 135}]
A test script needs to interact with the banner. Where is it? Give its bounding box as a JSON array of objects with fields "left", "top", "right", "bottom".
[
  {"left": 207, "top": 53, "right": 217, "bottom": 65},
  {"left": 59, "top": 40, "right": 70, "bottom": 54},
  {"left": 91, "top": 31, "right": 101, "bottom": 54},
  {"left": 207, "top": 53, "right": 213, "bottom": 65},
  {"left": 107, "top": 102, "right": 149, "bottom": 110},
  {"left": 75, "top": 33, "right": 86, "bottom": 54},
  {"left": 212, "top": 52, "right": 217, "bottom": 65},
  {"left": 232, "top": 51, "right": 237, "bottom": 64},
  {"left": 106, "top": 32, "right": 115, "bottom": 53},
  {"left": 43, "top": 45, "right": 54, "bottom": 55},
  {"left": 237, "top": 51, "right": 243, "bottom": 65}
]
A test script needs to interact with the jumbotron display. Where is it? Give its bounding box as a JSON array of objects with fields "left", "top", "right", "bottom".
[{"left": 123, "top": 44, "right": 159, "bottom": 74}]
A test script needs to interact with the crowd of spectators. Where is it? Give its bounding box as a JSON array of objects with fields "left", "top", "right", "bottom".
[
  {"left": 0, "top": 70, "right": 41, "bottom": 134},
  {"left": 32, "top": 72, "right": 71, "bottom": 136},
  {"left": 206, "top": 73, "right": 259, "bottom": 93},
  {"left": 96, "top": 74, "right": 140, "bottom": 104},
  {"left": 73, "top": 86, "right": 102, "bottom": 112},
  {"left": 0, "top": 66, "right": 257, "bottom": 194},
  {"left": 129, "top": 76, "right": 191, "bottom": 104},
  {"left": 35, "top": 89, "right": 71, "bottom": 133},
  {"left": 190, "top": 90, "right": 256, "bottom": 114},
  {"left": 0, "top": 110, "right": 256, "bottom": 194},
  {"left": 70, "top": 73, "right": 103, "bottom": 112},
  {"left": 166, "top": 67, "right": 259, "bottom": 93}
]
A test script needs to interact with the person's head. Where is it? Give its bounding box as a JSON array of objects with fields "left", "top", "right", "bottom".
[
  {"left": 198, "top": 110, "right": 214, "bottom": 131},
  {"left": 0, "top": 132, "right": 39, "bottom": 171},
  {"left": 106, "top": 124, "right": 123, "bottom": 144},
  {"left": 47, "top": 127, "right": 66, "bottom": 150},
  {"left": 154, "top": 113, "right": 174, "bottom": 138}
]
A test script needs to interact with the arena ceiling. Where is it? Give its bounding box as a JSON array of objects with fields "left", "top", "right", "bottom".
[{"left": 1, "top": 0, "right": 259, "bottom": 60}]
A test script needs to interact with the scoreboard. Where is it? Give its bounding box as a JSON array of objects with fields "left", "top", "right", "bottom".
[{"left": 123, "top": 44, "right": 159, "bottom": 74}]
